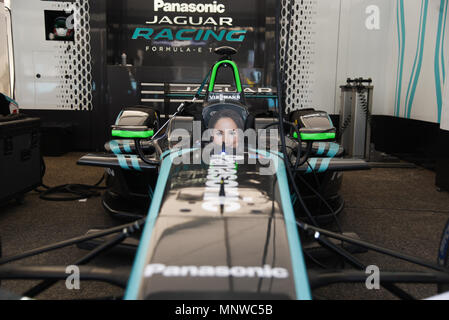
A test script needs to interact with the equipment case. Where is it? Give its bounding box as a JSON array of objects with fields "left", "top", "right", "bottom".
[{"left": 0, "top": 116, "right": 41, "bottom": 204}]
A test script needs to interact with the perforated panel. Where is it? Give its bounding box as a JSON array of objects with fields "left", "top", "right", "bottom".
[
  {"left": 279, "top": 0, "right": 317, "bottom": 113},
  {"left": 54, "top": 0, "right": 92, "bottom": 110}
]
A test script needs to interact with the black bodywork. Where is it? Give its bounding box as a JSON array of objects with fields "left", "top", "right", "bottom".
[
  {"left": 132, "top": 154, "right": 298, "bottom": 299},
  {"left": 98, "top": 139, "right": 346, "bottom": 223}
]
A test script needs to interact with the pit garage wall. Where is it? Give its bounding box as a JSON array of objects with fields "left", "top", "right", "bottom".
[
  {"left": 300, "top": 0, "right": 447, "bottom": 170},
  {"left": 11, "top": 0, "right": 92, "bottom": 110},
  {"left": 340, "top": 0, "right": 447, "bottom": 166},
  {"left": 7, "top": 0, "right": 449, "bottom": 156},
  {"left": 331, "top": 0, "right": 449, "bottom": 188},
  {"left": 283, "top": 0, "right": 396, "bottom": 117},
  {"left": 302, "top": 0, "right": 448, "bottom": 121},
  {"left": 437, "top": 66, "right": 449, "bottom": 190},
  {"left": 9, "top": 0, "right": 106, "bottom": 150},
  {"left": 293, "top": 0, "right": 448, "bottom": 186}
]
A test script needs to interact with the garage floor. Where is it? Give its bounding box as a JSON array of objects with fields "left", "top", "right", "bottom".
[{"left": 0, "top": 152, "right": 449, "bottom": 300}]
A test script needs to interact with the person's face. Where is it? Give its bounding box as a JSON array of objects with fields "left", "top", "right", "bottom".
[{"left": 212, "top": 117, "right": 239, "bottom": 148}]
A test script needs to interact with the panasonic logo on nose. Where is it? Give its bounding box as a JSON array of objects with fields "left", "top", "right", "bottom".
[
  {"left": 154, "top": 0, "right": 226, "bottom": 13},
  {"left": 144, "top": 264, "right": 289, "bottom": 279}
]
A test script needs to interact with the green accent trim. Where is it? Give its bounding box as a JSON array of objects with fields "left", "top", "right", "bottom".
[
  {"left": 293, "top": 132, "right": 298, "bottom": 139},
  {"left": 111, "top": 129, "right": 154, "bottom": 138},
  {"left": 300, "top": 132, "right": 336, "bottom": 141},
  {"left": 208, "top": 60, "right": 242, "bottom": 92}
]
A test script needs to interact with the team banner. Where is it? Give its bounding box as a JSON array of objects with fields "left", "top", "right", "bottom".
[{"left": 107, "top": 0, "right": 270, "bottom": 72}]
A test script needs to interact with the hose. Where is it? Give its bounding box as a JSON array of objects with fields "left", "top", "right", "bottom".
[{"left": 35, "top": 155, "right": 106, "bottom": 201}]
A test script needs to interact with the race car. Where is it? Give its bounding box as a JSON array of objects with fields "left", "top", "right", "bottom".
[
  {"left": 58, "top": 47, "right": 449, "bottom": 299},
  {"left": 1, "top": 46, "right": 449, "bottom": 300},
  {"left": 79, "top": 46, "right": 368, "bottom": 299}
]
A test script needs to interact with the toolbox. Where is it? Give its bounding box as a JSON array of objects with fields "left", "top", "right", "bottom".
[{"left": 0, "top": 115, "right": 41, "bottom": 204}]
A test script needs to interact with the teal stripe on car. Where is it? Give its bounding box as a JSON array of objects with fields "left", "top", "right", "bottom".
[
  {"left": 256, "top": 149, "right": 312, "bottom": 300},
  {"left": 318, "top": 158, "right": 331, "bottom": 173},
  {"left": 317, "top": 143, "right": 326, "bottom": 155},
  {"left": 130, "top": 155, "right": 142, "bottom": 172},
  {"left": 306, "top": 158, "right": 318, "bottom": 173},
  {"left": 327, "top": 143, "right": 339, "bottom": 158},
  {"left": 124, "top": 148, "right": 194, "bottom": 299},
  {"left": 123, "top": 140, "right": 132, "bottom": 153},
  {"left": 109, "top": 140, "right": 121, "bottom": 155},
  {"left": 116, "top": 154, "right": 130, "bottom": 170}
]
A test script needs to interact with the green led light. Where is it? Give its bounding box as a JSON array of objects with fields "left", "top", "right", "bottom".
[
  {"left": 111, "top": 129, "right": 154, "bottom": 138},
  {"left": 293, "top": 132, "right": 298, "bottom": 139},
  {"left": 300, "top": 132, "right": 336, "bottom": 141}
]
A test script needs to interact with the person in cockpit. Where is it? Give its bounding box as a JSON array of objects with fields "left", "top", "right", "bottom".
[{"left": 208, "top": 109, "right": 244, "bottom": 149}]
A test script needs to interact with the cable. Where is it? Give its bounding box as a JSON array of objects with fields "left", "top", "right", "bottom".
[
  {"left": 35, "top": 155, "right": 106, "bottom": 201},
  {"left": 338, "top": 114, "right": 351, "bottom": 140},
  {"left": 296, "top": 220, "right": 449, "bottom": 273},
  {"left": 294, "top": 141, "right": 312, "bottom": 170},
  {"left": 275, "top": 0, "right": 319, "bottom": 227},
  {"left": 297, "top": 159, "right": 343, "bottom": 231},
  {"left": 338, "top": 81, "right": 372, "bottom": 140},
  {"left": 274, "top": 2, "right": 346, "bottom": 257},
  {"left": 0, "top": 266, "right": 128, "bottom": 289},
  {"left": 295, "top": 174, "right": 343, "bottom": 233},
  {"left": 133, "top": 65, "right": 214, "bottom": 164},
  {"left": 262, "top": 120, "right": 296, "bottom": 130},
  {"left": 0, "top": 218, "right": 145, "bottom": 265},
  {"left": 23, "top": 227, "right": 134, "bottom": 297},
  {"left": 264, "top": 121, "right": 309, "bottom": 166},
  {"left": 298, "top": 221, "right": 415, "bottom": 300},
  {"left": 357, "top": 85, "right": 372, "bottom": 125},
  {"left": 303, "top": 250, "right": 329, "bottom": 269},
  {"left": 274, "top": 1, "right": 343, "bottom": 234},
  {"left": 134, "top": 139, "right": 160, "bottom": 165}
]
